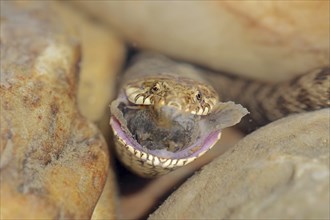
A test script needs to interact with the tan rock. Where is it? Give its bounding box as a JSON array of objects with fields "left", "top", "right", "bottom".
[
  {"left": 149, "top": 109, "right": 330, "bottom": 219},
  {"left": 73, "top": 1, "right": 329, "bottom": 81},
  {"left": 0, "top": 1, "right": 110, "bottom": 219},
  {"left": 91, "top": 172, "right": 118, "bottom": 220},
  {"left": 75, "top": 11, "right": 126, "bottom": 122}
]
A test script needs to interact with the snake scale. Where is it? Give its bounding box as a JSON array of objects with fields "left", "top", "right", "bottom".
[{"left": 110, "top": 53, "right": 330, "bottom": 177}]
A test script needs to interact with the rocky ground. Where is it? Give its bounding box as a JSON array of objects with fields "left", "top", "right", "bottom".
[{"left": 1, "top": 1, "right": 329, "bottom": 220}]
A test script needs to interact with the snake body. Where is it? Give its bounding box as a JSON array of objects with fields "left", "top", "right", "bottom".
[
  {"left": 110, "top": 53, "right": 248, "bottom": 177},
  {"left": 110, "top": 53, "right": 329, "bottom": 177},
  {"left": 204, "top": 67, "right": 330, "bottom": 131}
]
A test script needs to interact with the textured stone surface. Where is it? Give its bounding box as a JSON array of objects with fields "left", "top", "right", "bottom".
[
  {"left": 149, "top": 109, "right": 330, "bottom": 219},
  {"left": 0, "top": 1, "right": 110, "bottom": 219},
  {"left": 73, "top": 1, "right": 329, "bottom": 82}
]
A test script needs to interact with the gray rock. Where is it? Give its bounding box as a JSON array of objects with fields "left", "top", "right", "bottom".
[{"left": 149, "top": 109, "right": 330, "bottom": 219}]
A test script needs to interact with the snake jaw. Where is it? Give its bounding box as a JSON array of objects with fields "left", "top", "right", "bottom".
[
  {"left": 110, "top": 113, "right": 222, "bottom": 177},
  {"left": 110, "top": 85, "right": 248, "bottom": 177}
]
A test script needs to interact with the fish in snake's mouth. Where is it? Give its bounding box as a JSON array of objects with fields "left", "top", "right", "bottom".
[
  {"left": 121, "top": 104, "right": 201, "bottom": 153},
  {"left": 110, "top": 75, "right": 249, "bottom": 176}
]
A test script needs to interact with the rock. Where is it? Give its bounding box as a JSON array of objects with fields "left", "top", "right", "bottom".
[
  {"left": 72, "top": 1, "right": 329, "bottom": 82},
  {"left": 149, "top": 109, "right": 330, "bottom": 219},
  {"left": 0, "top": 1, "right": 110, "bottom": 219},
  {"left": 75, "top": 12, "right": 126, "bottom": 123},
  {"left": 91, "top": 172, "right": 118, "bottom": 220}
]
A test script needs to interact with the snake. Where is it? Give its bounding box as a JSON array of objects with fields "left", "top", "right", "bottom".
[{"left": 110, "top": 53, "right": 330, "bottom": 178}]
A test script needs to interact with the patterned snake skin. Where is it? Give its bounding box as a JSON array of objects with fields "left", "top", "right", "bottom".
[
  {"left": 204, "top": 66, "right": 330, "bottom": 132},
  {"left": 110, "top": 53, "right": 330, "bottom": 177}
]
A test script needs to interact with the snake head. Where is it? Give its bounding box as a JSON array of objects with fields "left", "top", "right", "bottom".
[
  {"left": 125, "top": 76, "right": 219, "bottom": 115},
  {"left": 110, "top": 73, "right": 248, "bottom": 177},
  {"left": 109, "top": 53, "right": 249, "bottom": 177}
]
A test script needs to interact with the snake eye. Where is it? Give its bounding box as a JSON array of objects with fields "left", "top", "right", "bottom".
[
  {"left": 196, "top": 91, "right": 202, "bottom": 101},
  {"left": 151, "top": 83, "right": 160, "bottom": 93}
]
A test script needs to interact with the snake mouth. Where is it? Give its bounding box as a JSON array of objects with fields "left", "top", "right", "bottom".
[
  {"left": 109, "top": 91, "right": 223, "bottom": 171},
  {"left": 110, "top": 90, "right": 248, "bottom": 176},
  {"left": 110, "top": 115, "right": 221, "bottom": 160}
]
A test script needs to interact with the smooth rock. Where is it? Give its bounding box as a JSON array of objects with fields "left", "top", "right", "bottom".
[
  {"left": 73, "top": 1, "right": 329, "bottom": 82},
  {"left": 149, "top": 109, "right": 330, "bottom": 219}
]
